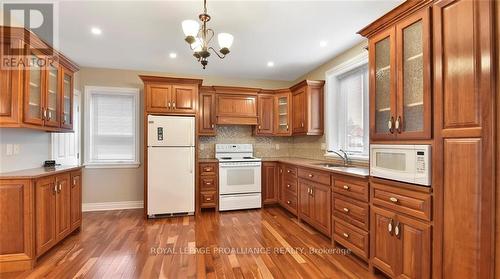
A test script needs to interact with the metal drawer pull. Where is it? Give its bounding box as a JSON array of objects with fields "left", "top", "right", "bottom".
[
  {"left": 206, "top": 182, "right": 212, "bottom": 185},
  {"left": 343, "top": 185, "right": 350, "bottom": 190},
  {"left": 172, "top": 102, "right": 176, "bottom": 108},
  {"left": 73, "top": 178, "right": 76, "bottom": 186},
  {"left": 53, "top": 184, "right": 57, "bottom": 193},
  {"left": 389, "top": 197, "right": 398, "bottom": 203},
  {"left": 308, "top": 174, "right": 313, "bottom": 178},
  {"left": 388, "top": 219, "right": 393, "bottom": 234},
  {"left": 168, "top": 102, "right": 171, "bottom": 108},
  {"left": 58, "top": 183, "right": 62, "bottom": 192},
  {"left": 287, "top": 200, "right": 291, "bottom": 204},
  {"left": 211, "top": 124, "right": 215, "bottom": 128},
  {"left": 287, "top": 184, "right": 291, "bottom": 188},
  {"left": 343, "top": 233, "right": 349, "bottom": 238},
  {"left": 287, "top": 170, "right": 291, "bottom": 173},
  {"left": 206, "top": 197, "right": 212, "bottom": 201},
  {"left": 394, "top": 222, "right": 400, "bottom": 238},
  {"left": 343, "top": 207, "right": 349, "bottom": 213}
]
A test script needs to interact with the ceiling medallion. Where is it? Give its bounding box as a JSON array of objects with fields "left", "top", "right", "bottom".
[{"left": 181, "top": 0, "right": 233, "bottom": 69}]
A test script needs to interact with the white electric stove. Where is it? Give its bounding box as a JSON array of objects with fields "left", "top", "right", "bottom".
[{"left": 215, "top": 144, "right": 262, "bottom": 211}]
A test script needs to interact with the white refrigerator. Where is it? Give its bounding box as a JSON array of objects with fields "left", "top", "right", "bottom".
[{"left": 147, "top": 115, "right": 195, "bottom": 217}]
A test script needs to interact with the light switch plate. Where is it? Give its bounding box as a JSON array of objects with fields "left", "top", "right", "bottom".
[
  {"left": 6, "top": 144, "right": 13, "bottom": 156},
  {"left": 13, "top": 144, "right": 20, "bottom": 155}
]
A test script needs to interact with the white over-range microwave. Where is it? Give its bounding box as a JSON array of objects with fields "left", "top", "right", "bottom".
[{"left": 370, "top": 144, "right": 431, "bottom": 186}]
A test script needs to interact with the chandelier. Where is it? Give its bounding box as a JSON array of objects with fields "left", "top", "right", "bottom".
[{"left": 181, "top": 0, "right": 234, "bottom": 69}]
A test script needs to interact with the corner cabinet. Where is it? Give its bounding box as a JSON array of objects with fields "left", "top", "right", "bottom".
[
  {"left": 141, "top": 76, "right": 202, "bottom": 115},
  {"left": 290, "top": 80, "right": 325, "bottom": 136},
  {"left": 364, "top": 6, "right": 432, "bottom": 141},
  {"left": 274, "top": 89, "right": 292, "bottom": 136}
]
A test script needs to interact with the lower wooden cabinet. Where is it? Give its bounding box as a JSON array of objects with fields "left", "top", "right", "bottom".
[
  {"left": 298, "top": 178, "right": 331, "bottom": 236},
  {"left": 262, "top": 162, "right": 278, "bottom": 204},
  {"left": 0, "top": 167, "right": 82, "bottom": 272},
  {"left": 198, "top": 162, "right": 218, "bottom": 210},
  {"left": 371, "top": 206, "right": 431, "bottom": 279}
]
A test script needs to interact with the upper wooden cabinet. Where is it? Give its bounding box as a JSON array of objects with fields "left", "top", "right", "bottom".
[
  {"left": 255, "top": 92, "right": 274, "bottom": 135},
  {"left": 290, "top": 80, "right": 325, "bottom": 136},
  {"left": 141, "top": 75, "right": 202, "bottom": 115},
  {"left": 0, "top": 27, "right": 79, "bottom": 132},
  {"left": 360, "top": 3, "right": 432, "bottom": 141},
  {"left": 198, "top": 86, "right": 216, "bottom": 136},
  {"left": 274, "top": 89, "right": 292, "bottom": 136},
  {"left": 213, "top": 86, "right": 259, "bottom": 125}
]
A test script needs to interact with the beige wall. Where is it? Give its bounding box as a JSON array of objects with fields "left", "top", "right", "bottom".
[{"left": 78, "top": 67, "right": 291, "bottom": 204}]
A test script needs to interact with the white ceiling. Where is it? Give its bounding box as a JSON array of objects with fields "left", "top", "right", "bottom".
[{"left": 56, "top": 0, "right": 403, "bottom": 81}]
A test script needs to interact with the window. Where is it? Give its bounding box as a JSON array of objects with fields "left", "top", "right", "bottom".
[
  {"left": 84, "top": 86, "right": 140, "bottom": 168},
  {"left": 325, "top": 52, "right": 369, "bottom": 160}
]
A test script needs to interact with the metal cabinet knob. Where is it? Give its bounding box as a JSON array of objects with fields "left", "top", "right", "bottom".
[
  {"left": 343, "top": 185, "right": 350, "bottom": 190},
  {"left": 206, "top": 197, "right": 212, "bottom": 201},
  {"left": 287, "top": 184, "right": 291, "bottom": 188},
  {"left": 287, "top": 200, "right": 291, "bottom": 205},
  {"left": 389, "top": 197, "right": 398, "bottom": 203},
  {"left": 211, "top": 124, "right": 215, "bottom": 128},
  {"left": 308, "top": 174, "right": 313, "bottom": 178},
  {"left": 343, "top": 207, "right": 349, "bottom": 213},
  {"left": 287, "top": 170, "right": 291, "bottom": 173},
  {"left": 343, "top": 233, "right": 349, "bottom": 238}
]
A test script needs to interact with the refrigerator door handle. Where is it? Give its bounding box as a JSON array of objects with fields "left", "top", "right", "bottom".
[{"left": 189, "top": 148, "right": 194, "bottom": 174}]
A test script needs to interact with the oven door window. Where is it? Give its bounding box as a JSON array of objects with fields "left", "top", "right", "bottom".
[
  {"left": 220, "top": 165, "right": 261, "bottom": 194},
  {"left": 227, "top": 169, "right": 255, "bottom": 185},
  {"left": 376, "top": 152, "right": 406, "bottom": 171}
]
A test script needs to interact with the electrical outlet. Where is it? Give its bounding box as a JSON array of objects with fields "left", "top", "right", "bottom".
[
  {"left": 320, "top": 143, "right": 326, "bottom": 150},
  {"left": 13, "top": 144, "right": 20, "bottom": 155},
  {"left": 6, "top": 144, "right": 13, "bottom": 156},
  {"left": 275, "top": 144, "right": 280, "bottom": 150}
]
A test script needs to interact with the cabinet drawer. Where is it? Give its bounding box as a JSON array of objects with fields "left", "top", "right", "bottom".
[
  {"left": 200, "top": 176, "right": 217, "bottom": 191},
  {"left": 298, "top": 168, "right": 331, "bottom": 185},
  {"left": 281, "top": 190, "right": 297, "bottom": 215},
  {"left": 332, "top": 195, "right": 369, "bottom": 231},
  {"left": 371, "top": 182, "right": 431, "bottom": 221},
  {"left": 200, "top": 191, "right": 217, "bottom": 207},
  {"left": 199, "top": 163, "right": 217, "bottom": 176},
  {"left": 333, "top": 178, "right": 369, "bottom": 202},
  {"left": 283, "top": 178, "right": 297, "bottom": 194},
  {"left": 284, "top": 165, "right": 298, "bottom": 179},
  {"left": 333, "top": 218, "right": 369, "bottom": 259}
]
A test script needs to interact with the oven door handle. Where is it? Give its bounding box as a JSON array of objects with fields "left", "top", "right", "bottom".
[{"left": 219, "top": 164, "right": 261, "bottom": 169}]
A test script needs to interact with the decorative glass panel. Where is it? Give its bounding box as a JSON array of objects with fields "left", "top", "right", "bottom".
[
  {"left": 277, "top": 96, "right": 289, "bottom": 133},
  {"left": 47, "top": 65, "right": 58, "bottom": 121},
  {"left": 374, "top": 37, "right": 391, "bottom": 134},
  {"left": 28, "top": 55, "right": 42, "bottom": 119},
  {"left": 402, "top": 20, "right": 423, "bottom": 132},
  {"left": 63, "top": 73, "right": 72, "bottom": 124}
]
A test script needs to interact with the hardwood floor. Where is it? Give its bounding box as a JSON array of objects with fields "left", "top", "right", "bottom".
[{"left": 3, "top": 207, "right": 379, "bottom": 279}]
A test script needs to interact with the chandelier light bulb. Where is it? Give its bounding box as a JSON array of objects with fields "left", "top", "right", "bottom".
[
  {"left": 182, "top": 20, "right": 200, "bottom": 37},
  {"left": 218, "top": 33, "right": 234, "bottom": 49}
]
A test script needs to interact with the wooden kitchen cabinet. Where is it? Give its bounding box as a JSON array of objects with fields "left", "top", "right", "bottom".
[
  {"left": 279, "top": 164, "right": 298, "bottom": 215},
  {"left": 141, "top": 76, "right": 202, "bottom": 115},
  {"left": 35, "top": 176, "right": 57, "bottom": 256},
  {"left": 70, "top": 170, "right": 82, "bottom": 230},
  {"left": 290, "top": 80, "right": 325, "bottom": 136},
  {"left": 0, "top": 27, "right": 78, "bottom": 132},
  {"left": 274, "top": 90, "right": 292, "bottom": 136},
  {"left": 214, "top": 86, "right": 259, "bottom": 125},
  {"left": 262, "top": 162, "right": 278, "bottom": 204},
  {"left": 298, "top": 177, "right": 331, "bottom": 236},
  {"left": 198, "top": 86, "right": 216, "bottom": 136},
  {"left": 371, "top": 206, "right": 430, "bottom": 279},
  {"left": 362, "top": 5, "right": 431, "bottom": 141},
  {"left": 198, "top": 162, "right": 219, "bottom": 210},
  {"left": 55, "top": 173, "right": 71, "bottom": 241},
  {"left": 255, "top": 93, "right": 274, "bottom": 135}
]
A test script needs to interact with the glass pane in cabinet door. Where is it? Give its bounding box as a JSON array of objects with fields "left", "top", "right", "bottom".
[
  {"left": 277, "top": 96, "right": 288, "bottom": 132},
  {"left": 47, "top": 65, "right": 58, "bottom": 121},
  {"left": 374, "top": 37, "right": 391, "bottom": 134},
  {"left": 28, "top": 56, "right": 42, "bottom": 119},
  {"left": 402, "top": 20, "right": 423, "bottom": 132},
  {"left": 63, "top": 73, "right": 72, "bottom": 124}
]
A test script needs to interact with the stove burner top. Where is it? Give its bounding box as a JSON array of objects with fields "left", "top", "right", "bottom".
[
  {"left": 243, "top": 157, "right": 254, "bottom": 159},
  {"left": 220, "top": 157, "right": 232, "bottom": 160}
]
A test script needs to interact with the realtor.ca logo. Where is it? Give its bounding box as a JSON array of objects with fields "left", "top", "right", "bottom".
[{"left": 1, "top": 3, "right": 56, "bottom": 70}]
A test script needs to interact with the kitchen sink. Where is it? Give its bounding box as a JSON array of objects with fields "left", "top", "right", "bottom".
[{"left": 313, "top": 162, "right": 348, "bottom": 168}]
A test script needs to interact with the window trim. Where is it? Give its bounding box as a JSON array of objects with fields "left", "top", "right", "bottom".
[
  {"left": 324, "top": 51, "right": 369, "bottom": 161},
  {"left": 84, "top": 86, "right": 140, "bottom": 168}
]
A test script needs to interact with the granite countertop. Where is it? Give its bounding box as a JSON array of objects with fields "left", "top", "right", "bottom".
[
  {"left": 199, "top": 157, "right": 369, "bottom": 178},
  {"left": 0, "top": 165, "right": 83, "bottom": 179}
]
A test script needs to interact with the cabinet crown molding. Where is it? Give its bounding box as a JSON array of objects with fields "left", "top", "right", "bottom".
[
  {"left": 357, "top": 0, "right": 433, "bottom": 38},
  {"left": 139, "top": 75, "right": 203, "bottom": 85},
  {"left": 289, "top": 80, "right": 325, "bottom": 92},
  {"left": 213, "top": 86, "right": 260, "bottom": 95}
]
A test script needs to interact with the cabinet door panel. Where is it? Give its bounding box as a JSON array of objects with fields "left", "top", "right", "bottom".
[
  {"left": 70, "top": 171, "right": 82, "bottom": 230},
  {"left": 369, "top": 28, "right": 397, "bottom": 140},
  {"left": 0, "top": 40, "right": 20, "bottom": 125},
  {"left": 24, "top": 51, "right": 45, "bottom": 126},
  {"left": 198, "top": 91, "right": 216, "bottom": 135},
  {"left": 61, "top": 68, "right": 74, "bottom": 129},
  {"left": 171, "top": 85, "right": 197, "bottom": 113},
  {"left": 256, "top": 95, "right": 274, "bottom": 135},
  {"left": 298, "top": 180, "right": 312, "bottom": 219},
  {"left": 55, "top": 173, "right": 71, "bottom": 240},
  {"left": 311, "top": 183, "right": 331, "bottom": 235},
  {"left": 371, "top": 206, "right": 398, "bottom": 277},
  {"left": 396, "top": 7, "right": 431, "bottom": 139},
  {"left": 396, "top": 214, "right": 431, "bottom": 279},
  {"left": 274, "top": 92, "right": 291, "bottom": 135},
  {"left": 292, "top": 88, "right": 306, "bottom": 134},
  {"left": 262, "top": 162, "right": 277, "bottom": 204},
  {"left": 35, "top": 176, "right": 56, "bottom": 256},
  {"left": 44, "top": 65, "right": 60, "bottom": 127},
  {"left": 146, "top": 84, "right": 171, "bottom": 112}
]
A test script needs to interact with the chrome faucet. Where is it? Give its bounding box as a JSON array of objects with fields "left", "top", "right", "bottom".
[{"left": 328, "top": 149, "right": 350, "bottom": 166}]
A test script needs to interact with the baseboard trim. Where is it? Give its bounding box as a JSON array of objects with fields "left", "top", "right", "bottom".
[{"left": 82, "top": 201, "right": 144, "bottom": 212}]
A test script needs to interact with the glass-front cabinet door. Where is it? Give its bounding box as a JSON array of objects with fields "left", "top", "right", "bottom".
[
  {"left": 274, "top": 91, "right": 291, "bottom": 136},
  {"left": 24, "top": 51, "right": 45, "bottom": 126},
  {"left": 369, "top": 28, "right": 396, "bottom": 140},
  {"left": 61, "top": 68, "right": 74, "bottom": 129},
  {"left": 396, "top": 8, "right": 431, "bottom": 139},
  {"left": 44, "top": 64, "right": 60, "bottom": 127}
]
